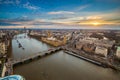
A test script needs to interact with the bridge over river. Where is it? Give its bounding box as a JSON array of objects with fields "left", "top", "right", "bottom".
[
  {"left": 5, "top": 47, "right": 62, "bottom": 76},
  {"left": 12, "top": 47, "right": 62, "bottom": 65}
]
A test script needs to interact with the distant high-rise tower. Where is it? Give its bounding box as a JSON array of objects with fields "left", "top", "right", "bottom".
[{"left": 24, "top": 27, "right": 26, "bottom": 33}]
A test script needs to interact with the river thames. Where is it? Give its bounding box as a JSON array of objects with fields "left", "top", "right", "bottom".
[{"left": 11, "top": 34, "right": 120, "bottom": 80}]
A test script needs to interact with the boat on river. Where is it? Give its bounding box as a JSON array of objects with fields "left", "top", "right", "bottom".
[{"left": 18, "top": 43, "right": 22, "bottom": 48}]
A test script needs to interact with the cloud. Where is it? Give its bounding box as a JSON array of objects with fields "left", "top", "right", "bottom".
[
  {"left": 76, "top": 4, "right": 90, "bottom": 11},
  {"left": 23, "top": 2, "right": 39, "bottom": 10},
  {"left": 0, "top": 17, "right": 120, "bottom": 29},
  {"left": 51, "top": 16, "right": 85, "bottom": 23},
  {"left": 0, "top": 0, "right": 20, "bottom": 5},
  {"left": 16, "top": 0, "right": 20, "bottom": 4},
  {"left": 0, "top": 0, "right": 40, "bottom": 10},
  {"left": 51, "top": 16, "right": 72, "bottom": 20},
  {"left": 48, "top": 11, "right": 75, "bottom": 15},
  {"left": 0, "top": 18, "right": 54, "bottom": 26},
  {"left": 1, "top": 23, "right": 120, "bottom": 30},
  {"left": 0, "top": 0, "right": 14, "bottom": 4},
  {"left": 86, "top": 16, "right": 102, "bottom": 20}
]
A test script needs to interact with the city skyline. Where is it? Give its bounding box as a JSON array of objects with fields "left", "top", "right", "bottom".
[{"left": 0, "top": 0, "right": 120, "bottom": 29}]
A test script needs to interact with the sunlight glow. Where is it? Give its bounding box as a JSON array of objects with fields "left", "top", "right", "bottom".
[{"left": 91, "top": 22, "right": 100, "bottom": 26}]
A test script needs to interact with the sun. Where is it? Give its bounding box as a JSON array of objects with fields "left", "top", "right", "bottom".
[{"left": 92, "top": 22, "right": 100, "bottom": 26}]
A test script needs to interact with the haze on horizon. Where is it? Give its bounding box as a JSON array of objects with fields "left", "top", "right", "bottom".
[{"left": 0, "top": 0, "right": 120, "bottom": 29}]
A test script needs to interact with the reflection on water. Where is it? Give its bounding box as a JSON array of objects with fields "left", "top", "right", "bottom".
[
  {"left": 12, "top": 34, "right": 52, "bottom": 60},
  {"left": 12, "top": 34, "right": 120, "bottom": 80}
]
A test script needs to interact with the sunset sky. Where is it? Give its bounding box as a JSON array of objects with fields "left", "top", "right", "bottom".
[{"left": 0, "top": 0, "right": 120, "bottom": 29}]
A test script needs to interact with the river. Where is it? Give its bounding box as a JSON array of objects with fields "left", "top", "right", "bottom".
[{"left": 11, "top": 34, "right": 120, "bottom": 80}]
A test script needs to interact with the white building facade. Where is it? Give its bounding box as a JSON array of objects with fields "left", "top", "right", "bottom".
[
  {"left": 95, "top": 46, "right": 108, "bottom": 57},
  {"left": 116, "top": 47, "right": 120, "bottom": 58},
  {"left": 0, "top": 42, "right": 6, "bottom": 54}
]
